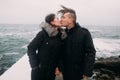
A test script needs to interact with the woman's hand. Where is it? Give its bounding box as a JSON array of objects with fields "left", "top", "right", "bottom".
[
  {"left": 83, "top": 75, "right": 88, "bottom": 80},
  {"left": 55, "top": 67, "right": 61, "bottom": 76}
]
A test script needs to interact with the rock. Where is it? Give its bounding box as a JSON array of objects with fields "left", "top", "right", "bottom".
[
  {"left": 92, "top": 56, "right": 120, "bottom": 80},
  {"left": 94, "top": 56, "right": 120, "bottom": 74}
]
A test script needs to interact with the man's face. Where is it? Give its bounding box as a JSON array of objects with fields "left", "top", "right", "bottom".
[{"left": 61, "top": 12, "right": 73, "bottom": 27}]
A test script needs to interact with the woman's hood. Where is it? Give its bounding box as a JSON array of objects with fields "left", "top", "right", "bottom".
[{"left": 40, "top": 22, "right": 58, "bottom": 37}]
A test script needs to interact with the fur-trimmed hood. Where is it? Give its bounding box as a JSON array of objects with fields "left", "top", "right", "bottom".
[
  {"left": 40, "top": 22, "right": 67, "bottom": 39},
  {"left": 40, "top": 22, "right": 59, "bottom": 37}
]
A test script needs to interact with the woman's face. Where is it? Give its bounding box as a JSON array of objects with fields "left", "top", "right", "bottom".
[{"left": 51, "top": 16, "right": 62, "bottom": 27}]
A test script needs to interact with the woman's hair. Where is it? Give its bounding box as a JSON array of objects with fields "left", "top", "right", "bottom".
[{"left": 45, "top": 13, "right": 55, "bottom": 24}]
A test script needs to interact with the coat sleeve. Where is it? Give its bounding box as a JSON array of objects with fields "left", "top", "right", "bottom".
[
  {"left": 83, "top": 29, "right": 96, "bottom": 77},
  {"left": 27, "top": 31, "right": 45, "bottom": 68}
]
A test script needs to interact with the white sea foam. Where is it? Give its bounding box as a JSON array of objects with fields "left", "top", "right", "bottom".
[{"left": 93, "top": 38, "right": 120, "bottom": 58}]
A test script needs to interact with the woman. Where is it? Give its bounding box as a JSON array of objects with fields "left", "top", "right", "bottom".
[{"left": 27, "top": 13, "right": 66, "bottom": 80}]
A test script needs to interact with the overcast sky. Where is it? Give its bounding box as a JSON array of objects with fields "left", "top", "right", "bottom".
[{"left": 0, "top": 0, "right": 120, "bottom": 26}]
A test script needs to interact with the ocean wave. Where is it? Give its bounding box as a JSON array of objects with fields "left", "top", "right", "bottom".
[
  {"left": 4, "top": 52, "right": 20, "bottom": 56},
  {"left": 90, "top": 29, "right": 102, "bottom": 33},
  {"left": 21, "top": 45, "right": 27, "bottom": 49},
  {"left": 0, "top": 30, "right": 39, "bottom": 38},
  {"left": 0, "top": 55, "right": 3, "bottom": 60}
]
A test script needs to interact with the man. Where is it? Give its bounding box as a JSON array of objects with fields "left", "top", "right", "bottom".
[{"left": 58, "top": 6, "right": 96, "bottom": 80}]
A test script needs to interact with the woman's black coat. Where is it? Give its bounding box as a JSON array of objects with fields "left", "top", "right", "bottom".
[{"left": 27, "top": 28, "right": 63, "bottom": 80}]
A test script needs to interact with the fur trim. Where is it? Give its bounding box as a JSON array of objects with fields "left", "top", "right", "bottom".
[
  {"left": 59, "top": 27, "right": 68, "bottom": 39},
  {"left": 40, "top": 22, "right": 58, "bottom": 37}
]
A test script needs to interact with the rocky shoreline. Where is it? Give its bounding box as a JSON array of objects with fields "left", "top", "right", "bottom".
[{"left": 93, "top": 56, "right": 120, "bottom": 80}]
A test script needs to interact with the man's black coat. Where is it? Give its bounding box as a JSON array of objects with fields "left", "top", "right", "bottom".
[{"left": 62, "top": 23, "right": 96, "bottom": 80}]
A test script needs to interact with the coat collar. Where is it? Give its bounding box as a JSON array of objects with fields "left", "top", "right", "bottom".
[
  {"left": 67, "top": 23, "right": 81, "bottom": 35},
  {"left": 40, "top": 22, "right": 58, "bottom": 37}
]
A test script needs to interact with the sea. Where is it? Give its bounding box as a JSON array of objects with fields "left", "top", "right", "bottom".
[{"left": 0, "top": 24, "right": 120, "bottom": 76}]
